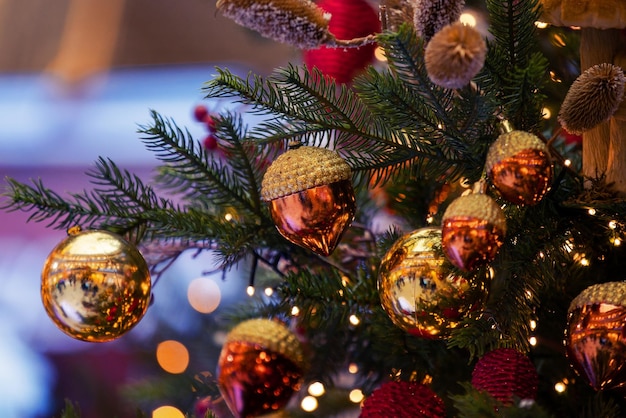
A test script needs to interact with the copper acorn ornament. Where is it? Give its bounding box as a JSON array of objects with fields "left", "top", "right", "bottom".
[
  {"left": 261, "top": 145, "right": 356, "bottom": 256},
  {"left": 565, "top": 281, "right": 626, "bottom": 394},
  {"left": 41, "top": 227, "right": 152, "bottom": 342},
  {"left": 441, "top": 193, "right": 506, "bottom": 271},
  {"left": 485, "top": 129, "right": 553, "bottom": 206},
  {"left": 378, "top": 227, "right": 485, "bottom": 338},
  {"left": 217, "top": 318, "right": 305, "bottom": 418}
]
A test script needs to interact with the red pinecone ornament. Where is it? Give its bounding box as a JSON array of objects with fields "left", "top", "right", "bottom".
[
  {"left": 471, "top": 348, "right": 538, "bottom": 405},
  {"left": 303, "top": 0, "right": 380, "bottom": 84},
  {"left": 360, "top": 381, "right": 446, "bottom": 418}
]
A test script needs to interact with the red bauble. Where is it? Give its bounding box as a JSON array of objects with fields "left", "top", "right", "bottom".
[
  {"left": 471, "top": 348, "right": 538, "bottom": 405},
  {"left": 359, "top": 381, "right": 446, "bottom": 418},
  {"left": 303, "top": 0, "right": 381, "bottom": 84},
  {"left": 193, "top": 104, "right": 209, "bottom": 122},
  {"left": 203, "top": 134, "right": 218, "bottom": 150}
]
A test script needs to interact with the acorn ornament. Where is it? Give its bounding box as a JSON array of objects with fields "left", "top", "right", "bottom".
[
  {"left": 261, "top": 144, "right": 356, "bottom": 256},
  {"left": 217, "top": 318, "right": 305, "bottom": 418},
  {"left": 485, "top": 125, "right": 553, "bottom": 206},
  {"left": 441, "top": 190, "right": 506, "bottom": 271},
  {"left": 41, "top": 227, "right": 152, "bottom": 342},
  {"left": 565, "top": 281, "right": 626, "bottom": 394}
]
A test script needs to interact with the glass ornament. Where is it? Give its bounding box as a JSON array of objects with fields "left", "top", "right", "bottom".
[{"left": 41, "top": 228, "right": 151, "bottom": 342}]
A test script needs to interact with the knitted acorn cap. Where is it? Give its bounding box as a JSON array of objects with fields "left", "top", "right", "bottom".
[
  {"left": 568, "top": 281, "right": 626, "bottom": 313},
  {"left": 216, "top": 0, "right": 333, "bottom": 49},
  {"left": 225, "top": 318, "right": 306, "bottom": 370},
  {"left": 360, "top": 381, "right": 447, "bottom": 417},
  {"left": 485, "top": 130, "right": 549, "bottom": 174},
  {"left": 261, "top": 146, "right": 352, "bottom": 201},
  {"left": 442, "top": 193, "right": 507, "bottom": 234}
]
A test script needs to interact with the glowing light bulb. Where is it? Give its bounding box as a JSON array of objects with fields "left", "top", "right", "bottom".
[
  {"left": 554, "top": 382, "right": 566, "bottom": 393},
  {"left": 459, "top": 12, "right": 477, "bottom": 27},
  {"left": 529, "top": 336, "right": 537, "bottom": 346},
  {"left": 535, "top": 21, "right": 549, "bottom": 29},
  {"left": 156, "top": 340, "right": 190, "bottom": 374},
  {"left": 349, "top": 389, "right": 365, "bottom": 403},
  {"left": 264, "top": 287, "right": 274, "bottom": 296},
  {"left": 349, "top": 314, "right": 360, "bottom": 326},
  {"left": 348, "top": 363, "right": 359, "bottom": 374},
  {"left": 609, "top": 220, "right": 618, "bottom": 229},
  {"left": 246, "top": 286, "right": 255, "bottom": 296},
  {"left": 308, "top": 381, "right": 325, "bottom": 397},
  {"left": 530, "top": 320, "right": 537, "bottom": 331},
  {"left": 588, "top": 208, "right": 597, "bottom": 216},
  {"left": 291, "top": 306, "right": 300, "bottom": 316},
  {"left": 301, "top": 396, "right": 318, "bottom": 412}
]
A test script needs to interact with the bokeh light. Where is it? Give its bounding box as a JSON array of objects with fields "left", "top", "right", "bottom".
[
  {"left": 156, "top": 340, "right": 190, "bottom": 374},
  {"left": 152, "top": 405, "right": 185, "bottom": 418},
  {"left": 187, "top": 277, "right": 221, "bottom": 314}
]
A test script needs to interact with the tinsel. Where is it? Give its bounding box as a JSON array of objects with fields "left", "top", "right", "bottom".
[
  {"left": 413, "top": 0, "right": 465, "bottom": 41},
  {"left": 558, "top": 63, "right": 625, "bottom": 135}
]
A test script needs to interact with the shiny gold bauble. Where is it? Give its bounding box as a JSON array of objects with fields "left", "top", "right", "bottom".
[
  {"left": 41, "top": 228, "right": 151, "bottom": 342},
  {"left": 261, "top": 145, "right": 356, "bottom": 256},
  {"left": 565, "top": 281, "right": 626, "bottom": 393},
  {"left": 217, "top": 318, "right": 305, "bottom": 418},
  {"left": 485, "top": 130, "right": 552, "bottom": 206},
  {"left": 378, "top": 227, "right": 485, "bottom": 338},
  {"left": 441, "top": 193, "right": 506, "bottom": 271}
]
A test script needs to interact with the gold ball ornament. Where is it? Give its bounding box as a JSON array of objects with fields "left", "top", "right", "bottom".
[
  {"left": 441, "top": 193, "right": 506, "bottom": 271},
  {"left": 41, "top": 228, "right": 151, "bottom": 342},
  {"left": 378, "top": 227, "right": 486, "bottom": 338},
  {"left": 565, "top": 281, "right": 626, "bottom": 394},
  {"left": 261, "top": 145, "right": 356, "bottom": 256},
  {"left": 485, "top": 130, "right": 553, "bottom": 206},
  {"left": 217, "top": 318, "right": 305, "bottom": 418}
]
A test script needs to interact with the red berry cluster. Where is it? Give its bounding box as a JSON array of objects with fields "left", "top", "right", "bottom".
[{"left": 193, "top": 104, "right": 218, "bottom": 150}]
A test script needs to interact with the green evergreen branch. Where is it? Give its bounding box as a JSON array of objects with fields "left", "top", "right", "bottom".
[{"left": 139, "top": 111, "right": 263, "bottom": 218}]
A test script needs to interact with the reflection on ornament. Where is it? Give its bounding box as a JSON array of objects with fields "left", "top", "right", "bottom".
[
  {"left": 486, "top": 130, "right": 552, "bottom": 206},
  {"left": 217, "top": 319, "right": 305, "bottom": 418},
  {"left": 441, "top": 193, "right": 506, "bottom": 271},
  {"left": 41, "top": 229, "right": 151, "bottom": 342},
  {"left": 378, "top": 227, "right": 487, "bottom": 338},
  {"left": 267, "top": 180, "right": 356, "bottom": 256},
  {"left": 261, "top": 146, "right": 356, "bottom": 256},
  {"left": 565, "top": 282, "right": 626, "bottom": 393}
]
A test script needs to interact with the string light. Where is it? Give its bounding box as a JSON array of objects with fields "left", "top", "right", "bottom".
[
  {"left": 530, "top": 320, "right": 537, "bottom": 331},
  {"left": 609, "top": 220, "right": 618, "bottom": 229},
  {"left": 308, "top": 381, "right": 326, "bottom": 397},
  {"left": 349, "top": 314, "right": 360, "bottom": 326},
  {"left": 301, "top": 396, "right": 318, "bottom": 412},
  {"left": 224, "top": 213, "right": 233, "bottom": 221},
  {"left": 291, "top": 306, "right": 300, "bottom": 316},
  {"left": 588, "top": 208, "right": 596, "bottom": 216},
  {"left": 564, "top": 159, "right": 572, "bottom": 167},
  {"left": 348, "top": 363, "right": 359, "bottom": 374},
  {"left": 349, "top": 389, "right": 365, "bottom": 403},
  {"left": 542, "top": 107, "right": 552, "bottom": 119},
  {"left": 554, "top": 380, "right": 568, "bottom": 393},
  {"left": 264, "top": 287, "right": 274, "bottom": 296},
  {"left": 535, "top": 21, "right": 549, "bottom": 29},
  {"left": 459, "top": 12, "right": 477, "bottom": 27},
  {"left": 246, "top": 286, "right": 255, "bottom": 296},
  {"left": 613, "top": 238, "right": 622, "bottom": 247},
  {"left": 529, "top": 336, "right": 537, "bottom": 346}
]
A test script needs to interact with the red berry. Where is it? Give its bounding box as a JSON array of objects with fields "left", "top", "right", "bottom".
[
  {"left": 193, "top": 104, "right": 209, "bottom": 122},
  {"left": 203, "top": 134, "right": 218, "bottom": 150},
  {"left": 205, "top": 114, "right": 217, "bottom": 132}
]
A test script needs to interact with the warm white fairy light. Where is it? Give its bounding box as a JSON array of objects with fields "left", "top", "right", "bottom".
[
  {"left": 291, "top": 306, "right": 300, "bottom": 316},
  {"left": 613, "top": 238, "right": 622, "bottom": 247},
  {"left": 264, "top": 287, "right": 273, "bottom": 296},
  {"left": 349, "top": 389, "right": 365, "bottom": 404},
  {"left": 308, "top": 381, "right": 326, "bottom": 397},
  {"left": 301, "top": 396, "right": 318, "bottom": 412},
  {"left": 459, "top": 12, "right": 477, "bottom": 27},
  {"left": 246, "top": 286, "right": 255, "bottom": 296},
  {"left": 529, "top": 336, "right": 537, "bottom": 346},
  {"left": 426, "top": 214, "right": 434, "bottom": 224},
  {"left": 609, "top": 220, "right": 618, "bottom": 229},
  {"left": 349, "top": 314, "right": 360, "bottom": 326},
  {"left": 564, "top": 159, "right": 572, "bottom": 167},
  {"left": 554, "top": 381, "right": 567, "bottom": 393},
  {"left": 542, "top": 107, "right": 552, "bottom": 119},
  {"left": 535, "top": 21, "right": 549, "bottom": 29},
  {"left": 374, "top": 46, "right": 387, "bottom": 62},
  {"left": 530, "top": 319, "right": 537, "bottom": 331},
  {"left": 588, "top": 208, "right": 596, "bottom": 216},
  {"left": 580, "top": 257, "right": 590, "bottom": 266},
  {"left": 348, "top": 363, "right": 359, "bottom": 374},
  {"left": 224, "top": 213, "right": 233, "bottom": 221}
]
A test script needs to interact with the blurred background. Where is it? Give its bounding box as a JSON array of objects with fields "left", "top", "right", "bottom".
[{"left": 0, "top": 1, "right": 299, "bottom": 417}]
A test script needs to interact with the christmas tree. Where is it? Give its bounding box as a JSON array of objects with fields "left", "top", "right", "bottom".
[{"left": 4, "top": 0, "right": 626, "bottom": 416}]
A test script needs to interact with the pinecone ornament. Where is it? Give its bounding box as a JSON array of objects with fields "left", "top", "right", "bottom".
[{"left": 261, "top": 145, "right": 356, "bottom": 256}]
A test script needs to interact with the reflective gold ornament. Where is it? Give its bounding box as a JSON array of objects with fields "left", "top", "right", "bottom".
[
  {"left": 565, "top": 282, "right": 626, "bottom": 393},
  {"left": 486, "top": 129, "right": 552, "bottom": 206},
  {"left": 441, "top": 193, "right": 506, "bottom": 271},
  {"left": 261, "top": 145, "right": 356, "bottom": 256},
  {"left": 41, "top": 228, "right": 151, "bottom": 342},
  {"left": 378, "top": 227, "right": 485, "bottom": 338},
  {"left": 217, "top": 319, "right": 305, "bottom": 418}
]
